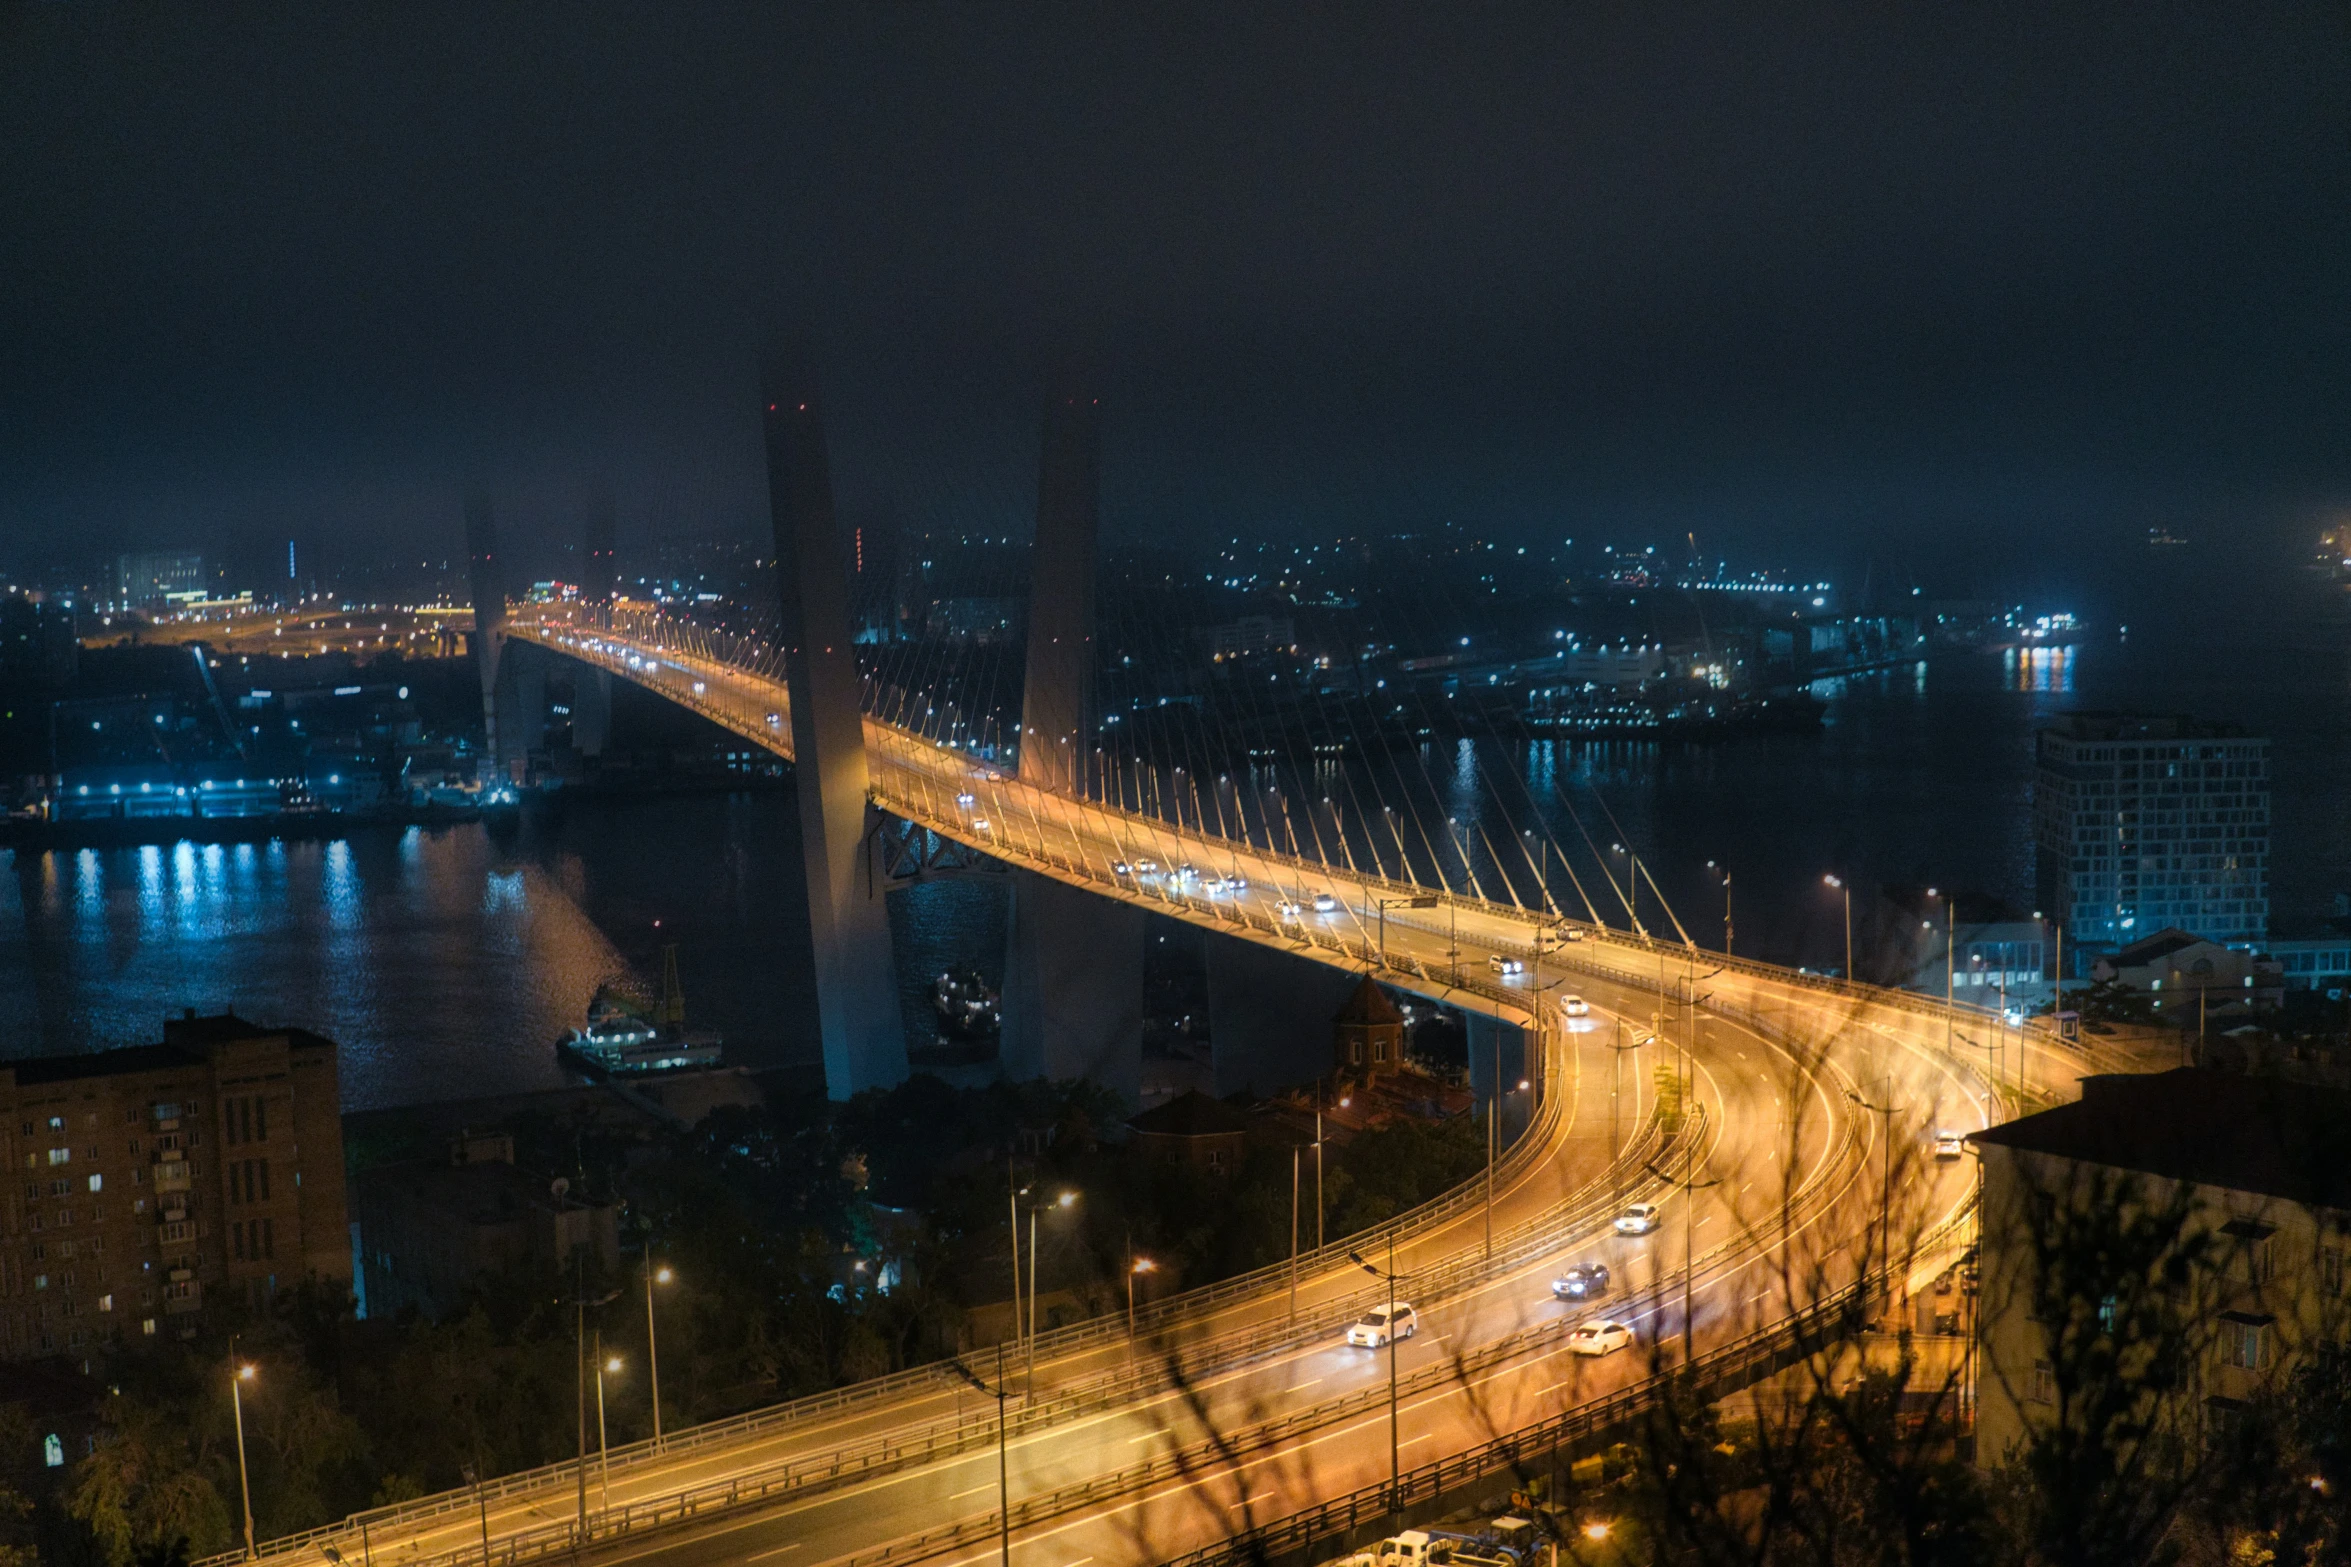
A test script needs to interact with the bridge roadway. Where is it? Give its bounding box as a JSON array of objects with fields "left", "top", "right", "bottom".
[{"left": 245, "top": 613, "right": 2123, "bottom": 1567}]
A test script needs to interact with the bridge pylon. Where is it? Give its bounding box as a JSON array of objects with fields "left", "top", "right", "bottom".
[
  {"left": 760, "top": 353, "right": 907, "bottom": 1099},
  {"left": 1001, "top": 376, "right": 1145, "bottom": 1098},
  {"left": 463, "top": 492, "right": 542, "bottom": 779}
]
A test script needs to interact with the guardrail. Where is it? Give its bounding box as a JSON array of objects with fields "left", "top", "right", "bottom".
[
  {"left": 212, "top": 1077, "right": 1661, "bottom": 1567},
  {"left": 1156, "top": 1203, "right": 1979, "bottom": 1567},
  {"left": 203, "top": 925, "right": 1642, "bottom": 1567}
]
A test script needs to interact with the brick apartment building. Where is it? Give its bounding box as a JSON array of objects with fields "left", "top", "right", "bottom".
[{"left": 0, "top": 1011, "right": 350, "bottom": 1359}]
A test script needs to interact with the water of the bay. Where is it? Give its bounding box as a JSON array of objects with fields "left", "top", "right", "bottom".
[{"left": 4, "top": 559, "right": 2344, "bottom": 1111}]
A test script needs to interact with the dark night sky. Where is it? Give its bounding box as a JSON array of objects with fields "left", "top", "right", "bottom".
[{"left": 4, "top": 4, "right": 2347, "bottom": 587}]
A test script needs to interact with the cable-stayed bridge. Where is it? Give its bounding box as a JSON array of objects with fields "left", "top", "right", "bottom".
[{"left": 249, "top": 358, "right": 2171, "bottom": 1567}]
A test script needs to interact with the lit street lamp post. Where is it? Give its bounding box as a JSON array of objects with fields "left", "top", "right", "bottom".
[
  {"left": 1012, "top": 1187, "right": 1078, "bottom": 1395},
  {"left": 1127, "top": 1252, "right": 1156, "bottom": 1339},
  {"left": 229, "top": 1345, "right": 257, "bottom": 1560},
  {"left": 1348, "top": 1233, "right": 1414, "bottom": 1516},
  {"left": 1848, "top": 1076, "right": 1905, "bottom": 1292},
  {"left": 594, "top": 1344, "right": 621, "bottom": 1512},
  {"left": 1823, "top": 874, "right": 1851, "bottom": 982},
  {"left": 1706, "top": 860, "right": 1732, "bottom": 955},
  {"left": 643, "top": 1258, "right": 673, "bottom": 1447},
  {"left": 1643, "top": 1133, "right": 1720, "bottom": 1369}
]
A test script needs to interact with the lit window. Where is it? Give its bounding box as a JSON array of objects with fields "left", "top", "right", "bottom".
[{"left": 87, "top": 1173, "right": 102, "bottom": 1193}]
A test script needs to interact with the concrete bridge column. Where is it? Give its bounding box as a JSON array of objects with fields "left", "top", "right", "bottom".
[
  {"left": 1002, "top": 376, "right": 1131, "bottom": 1091},
  {"left": 462, "top": 492, "right": 509, "bottom": 775},
  {"left": 1000, "top": 870, "right": 1144, "bottom": 1103},
  {"left": 1467, "top": 1014, "right": 1532, "bottom": 1146},
  {"left": 762, "top": 352, "right": 906, "bottom": 1100},
  {"left": 1015, "top": 384, "right": 1101, "bottom": 798},
  {"left": 570, "top": 668, "right": 612, "bottom": 758},
  {"left": 495, "top": 643, "right": 546, "bottom": 777},
  {"left": 1207, "top": 935, "right": 1361, "bottom": 1099}
]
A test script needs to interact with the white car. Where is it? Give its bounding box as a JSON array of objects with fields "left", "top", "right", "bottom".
[
  {"left": 1489, "top": 954, "right": 1525, "bottom": 977},
  {"left": 1134, "top": 859, "right": 1160, "bottom": 874},
  {"left": 1345, "top": 1303, "right": 1418, "bottom": 1348},
  {"left": 1567, "top": 1320, "right": 1634, "bottom": 1357},
  {"left": 1275, "top": 900, "right": 1303, "bottom": 920},
  {"left": 765, "top": 712, "right": 781, "bottom": 728},
  {"left": 1562, "top": 928, "right": 1585, "bottom": 942},
  {"left": 1934, "top": 1131, "right": 1966, "bottom": 1160},
  {"left": 971, "top": 817, "right": 992, "bottom": 832},
  {"left": 955, "top": 792, "right": 976, "bottom": 806},
  {"left": 1313, "top": 892, "right": 1340, "bottom": 914},
  {"left": 1613, "top": 1202, "right": 1661, "bottom": 1236},
  {"left": 1559, "top": 994, "right": 1590, "bottom": 1017}
]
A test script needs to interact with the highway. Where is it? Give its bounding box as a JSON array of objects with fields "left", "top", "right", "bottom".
[{"left": 204, "top": 608, "right": 2143, "bottom": 1567}]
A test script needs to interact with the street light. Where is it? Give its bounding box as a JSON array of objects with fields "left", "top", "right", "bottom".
[
  {"left": 229, "top": 1347, "right": 258, "bottom": 1561},
  {"left": 1706, "top": 861, "right": 1732, "bottom": 955},
  {"left": 949, "top": 1344, "right": 1017, "bottom": 1567},
  {"left": 1647, "top": 1124, "right": 1721, "bottom": 1368},
  {"left": 1823, "top": 874, "right": 1851, "bottom": 982},
  {"left": 1606, "top": 1022, "right": 1650, "bottom": 1197},
  {"left": 1848, "top": 1076, "right": 1905, "bottom": 1292},
  {"left": 1012, "top": 1186, "right": 1079, "bottom": 1394},
  {"left": 594, "top": 1348, "right": 622, "bottom": 1512},
  {"left": 1610, "top": 842, "right": 1646, "bottom": 937},
  {"left": 1128, "top": 1254, "right": 1156, "bottom": 1339},
  {"left": 1349, "top": 1233, "right": 1413, "bottom": 1516},
  {"left": 643, "top": 1259, "right": 674, "bottom": 1448}
]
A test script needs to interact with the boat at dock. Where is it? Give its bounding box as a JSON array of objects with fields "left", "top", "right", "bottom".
[{"left": 558, "top": 949, "right": 723, "bottom": 1077}]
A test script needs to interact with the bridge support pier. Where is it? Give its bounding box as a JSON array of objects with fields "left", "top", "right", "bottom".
[
  {"left": 1207, "top": 934, "right": 1361, "bottom": 1099},
  {"left": 494, "top": 644, "right": 546, "bottom": 778},
  {"left": 1468, "top": 1014, "right": 1532, "bottom": 1145},
  {"left": 762, "top": 353, "right": 907, "bottom": 1100},
  {"left": 1000, "top": 870, "right": 1144, "bottom": 1102},
  {"left": 570, "top": 667, "right": 612, "bottom": 758},
  {"left": 462, "top": 491, "right": 510, "bottom": 776}
]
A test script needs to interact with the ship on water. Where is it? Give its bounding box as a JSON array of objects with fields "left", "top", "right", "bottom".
[{"left": 558, "top": 945, "right": 723, "bottom": 1076}]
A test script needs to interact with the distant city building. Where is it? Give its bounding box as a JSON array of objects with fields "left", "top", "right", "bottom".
[
  {"left": 353, "top": 1130, "right": 619, "bottom": 1320},
  {"left": 114, "top": 551, "right": 205, "bottom": 609},
  {"left": 2089, "top": 928, "right": 2283, "bottom": 1017},
  {"left": 1974, "top": 1070, "right": 2351, "bottom": 1471},
  {"left": 0, "top": 1011, "right": 350, "bottom": 1361},
  {"left": 925, "top": 596, "right": 1023, "bottom": 645},
  {"left": 1559, "top": 644, "right": 1664, "bottom": 686},
  {"left": 2265, "top": 934, "right": 2351, "bottom": 994},
  {"left": 1875, "top": 890, "right": 2049, "bottom": 1007},
  {"left": 1123, "top": 1091, "right": 1252, "bottom": 1176},
  {"left": 0, "top": 594, "right": 78, "bottom": 687},
  {"left": 1202, "top": 615, "right": 1297, "bottom": 660},
  {"left": 2034, "top": 713, "right": 2269, "bottom": 954}
]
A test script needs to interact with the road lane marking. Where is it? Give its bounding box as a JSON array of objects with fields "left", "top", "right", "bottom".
[
  {"left": 746, "top": 1547, "right": 803, "bottom": 1563},
  {"left": 950, "top": 1482, "right": 996, "bottom": 1499}
]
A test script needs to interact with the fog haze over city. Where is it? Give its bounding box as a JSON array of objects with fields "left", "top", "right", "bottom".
[{"left": 5, "top": 5, "right": 2348, "bottom": 586}]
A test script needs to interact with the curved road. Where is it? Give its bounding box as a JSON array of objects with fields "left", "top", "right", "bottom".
[{"left": 215, "top": 610, "right": 2144, "bottom": 1567}]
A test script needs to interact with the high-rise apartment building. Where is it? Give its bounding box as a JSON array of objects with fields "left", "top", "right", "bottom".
[
  {"left": 2034, "top": 713, "right": 2269, "bottom": 953},
  {"left": 0, "top": 1013, "right": 349, "bottom": 1361}
]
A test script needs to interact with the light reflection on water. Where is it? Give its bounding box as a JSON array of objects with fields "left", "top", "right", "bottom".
[{"left": 4, "top": 609, "right": 2344, "bottom": 1109}]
